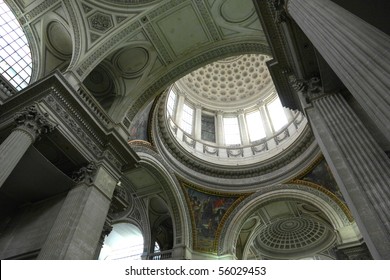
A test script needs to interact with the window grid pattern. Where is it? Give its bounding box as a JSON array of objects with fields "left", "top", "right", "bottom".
[
  {"left": 201, "top": 114, "right": 216, "bottom": 142},
  {"left": 223, "top": 117, "right": 241, "bottom": 145},
  {"left": 267, "top": 98, "right": 288, "bottom": 132},
  {"left": 0, "top": 1, "right": 32, "bottom": 90},
  {"left": 246, "top": 111, "right": 266, "bottom": 142},
  {"left": 181, "top": 103, "right": 194, "bottom": 134},
  {"left": 167, "top": 89, "right": 176, "bottom": 117}
]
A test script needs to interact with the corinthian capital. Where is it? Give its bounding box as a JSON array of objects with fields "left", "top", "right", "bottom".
[{"left": 14, "top": 105, "right": 55, "bottom": 140}]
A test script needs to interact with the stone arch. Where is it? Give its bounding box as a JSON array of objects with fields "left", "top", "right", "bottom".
[
  {"left": 219, "top": 183, "right": 354, "bottom": 257},
  {"left": 128, "top": 143, "right": 192, "bottom": 252},
  {"left": 98, "top": 221, "right": 145, "bottom": 260}
]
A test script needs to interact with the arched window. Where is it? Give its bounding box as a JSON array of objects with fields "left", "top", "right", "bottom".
[{"left": 0, "top": 1, "right": 32, "bottom": 90}]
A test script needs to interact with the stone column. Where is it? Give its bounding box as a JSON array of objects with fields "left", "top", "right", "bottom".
[
  {"left": 237, "top": 110, "right": 250, "bottom": 145},
  {"left": 286, "top": 0, "right": 390, "bottom": 141},
  {"left": 0, "top": 105, "right": 54, "bottom": 188},
  {"left": 298, "top": 77, "right": 390, "bottom": 259},
  {"left": 37, "top": 162, "right": 119, "bottom": 259},
  {"left": 194, "top": 104, "right": 202, "bottom": 140},
  {"left": 216, "top": 110, "right": 224, "bottom": 146},
  {"left": 258, "top": 103, "right": 273, "bottom": 138}
]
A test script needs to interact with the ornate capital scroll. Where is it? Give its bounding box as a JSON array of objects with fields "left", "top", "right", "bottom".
[{"left": 14, "top": 105, "right": 55, "bottom": 140}]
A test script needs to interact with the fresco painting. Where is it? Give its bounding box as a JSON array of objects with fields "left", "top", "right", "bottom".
[
  {"left": 185, "top": 187, "right": 240, "bottom": 252},
  {"left": 128, "top": 101, "right": 154, "bottom": 141},
  {"left": 302, "top": 158, "right": 344, "bottom": 201}
]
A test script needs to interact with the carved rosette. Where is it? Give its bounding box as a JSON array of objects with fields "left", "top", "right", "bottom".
[
  {"left": 14, "top": 105, "right": 55, "bottom": 141},
  {"left": 72, "top": 162, "right": 97, "bottom": 184}
]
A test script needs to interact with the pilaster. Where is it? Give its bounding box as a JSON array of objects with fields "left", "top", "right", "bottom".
[{"left": 298, "top": 79, "right": 390, "bottom": 259}]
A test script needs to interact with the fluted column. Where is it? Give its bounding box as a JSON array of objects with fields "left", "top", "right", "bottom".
[
  {"left": 38, "top": 162, "right": 118, "bottom": 259},
  {"left": 300, "top": 81, "right": 390, "bottom": 259},
  {"left": 286, "top": 0, "right": 390, "bottom": 141},
  {"left": 0, "top": 105, "right": 54, "bottom": 188}
]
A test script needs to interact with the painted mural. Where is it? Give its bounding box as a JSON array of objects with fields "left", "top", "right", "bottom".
[
  {"left": 302, "top": 158, "right": 344, "bottom": 201},
  {"left": 183, "top": 184, "right": 247, "bottom": 253},
  {"left": 128, "top": 100, "right": 154, "bottom": 141}
]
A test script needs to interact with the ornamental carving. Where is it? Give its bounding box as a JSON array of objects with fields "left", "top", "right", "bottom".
[
  {"left": 88, "top": 12, "right": 113, "bottom": 33},
  {"left": 14, "top": 105, "right": 55, "bottom": 140},
  {"left": 72, "top": 162, "right": 97, "bottom": 184}
]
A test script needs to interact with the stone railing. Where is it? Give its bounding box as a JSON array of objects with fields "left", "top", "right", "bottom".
[
  {"left": 167, "top": 112, "right": 307, "bottom": 165},
  {"left": 147, "top": 250, "right": 173, "bottom": 260}
]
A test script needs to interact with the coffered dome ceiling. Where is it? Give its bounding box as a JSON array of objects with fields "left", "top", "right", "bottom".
[{"left": 176, "top": 54, "right": 273, "bottom": 111}]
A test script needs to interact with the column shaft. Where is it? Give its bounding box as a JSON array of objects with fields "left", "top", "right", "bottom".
[
  {"left": 0, "top": 129, "right": 34, "bottom": 187},
  {"left": 305, "top": 92, "right": 390, "bottom": 259},
  {"left": 238, "top": 112, "right": 250, "bottom": 145},
  {"left": 287, "top": 0, "right": 390, "bottom": 141}
]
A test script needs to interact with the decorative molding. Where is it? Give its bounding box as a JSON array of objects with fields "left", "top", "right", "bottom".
[
  {"left": 78, "top": 21, "right": 141, "bottom": 75},
  {"left": 193, "top": 0, "right": 222, "bottom": 41},
  {"left": 154, "top": 91, "right": 315, "bottom": 180},
  {"left": 88, "top": 12, "right": 113, "bottom": 33},
  {"left": 290, "top": 179, "right": 353, "bottom": 222},
  {"left": 143, "top": 22, "right": 173, "bottom": 65},
  {"left": 26, "top": 0, "right": 60, "bottom": 20},
  {"left": 45, "top": 94, "right": 104, "bottom": 157}
]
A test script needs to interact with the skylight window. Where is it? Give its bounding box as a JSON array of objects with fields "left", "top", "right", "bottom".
[
  {"left": 267, "top": 98, "right": 288, "bottom": 132},
  {"left": 181, "top": 103, "right": 194, "bottom": 134},
  {"left": 223, "top": 117, "right": 241, "bottom": 145},
  {"left": 0, "top": 1, "right": 32, "bottom": 90},
  {"left": 246, "top": 111, "right": 266, "bottom": 141}
]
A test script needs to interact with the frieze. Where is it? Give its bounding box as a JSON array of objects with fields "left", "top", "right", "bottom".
[{"left": 45, "top": 94, "right": 104, "bottom": 157}]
